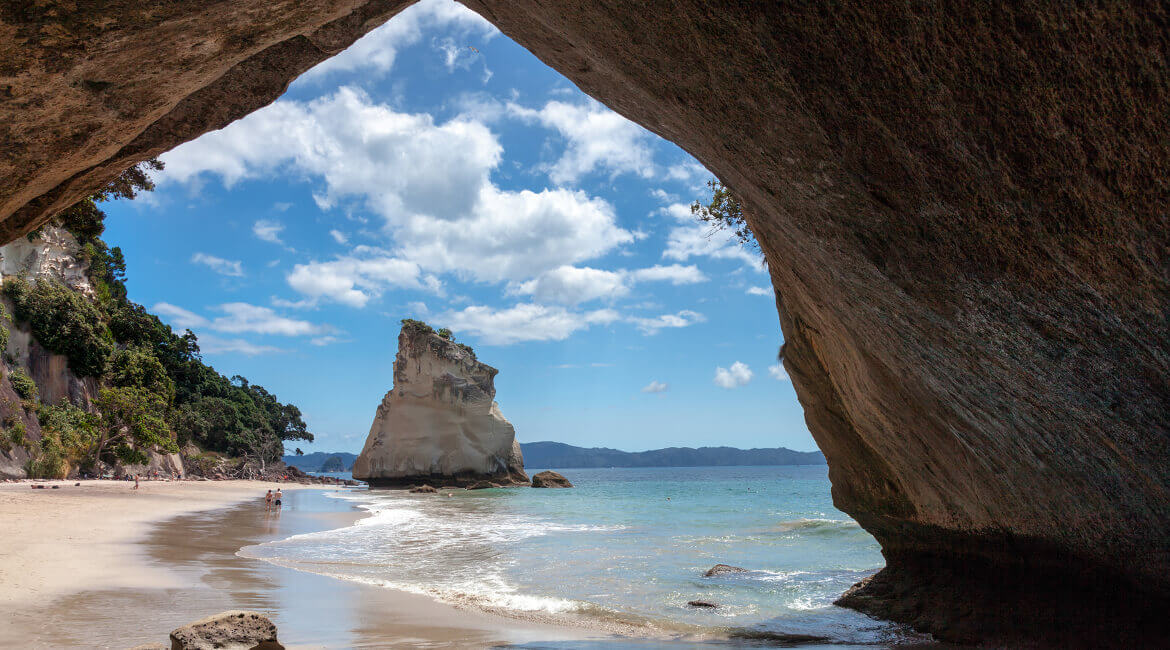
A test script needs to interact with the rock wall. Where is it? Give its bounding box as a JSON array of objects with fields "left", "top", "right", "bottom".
[
  {"left": 352, "top": 322, "right": 528, "bottom": 487},
  {"left": 1, "top": 1, "right": 1167, "bottom": 643}
]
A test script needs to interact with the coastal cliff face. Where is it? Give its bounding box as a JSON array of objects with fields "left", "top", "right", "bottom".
[
  {"left": 2, "top": 1, "right": 1167, "bottom": 643},
  {"left": 352, "top": 323, "right": 527, "bottom": 487}
]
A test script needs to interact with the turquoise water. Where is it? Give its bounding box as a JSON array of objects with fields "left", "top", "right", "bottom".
[{"left": 244, "top": 466, "right": 923, "bottom": 645}]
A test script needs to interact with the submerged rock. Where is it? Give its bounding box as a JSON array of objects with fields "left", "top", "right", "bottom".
[
  {"left": 687, "top": 600, "right": 718, "bottom": 608},
  {"left": 352, "top": 321, "right": 528, "bottom": 488},
  {"left": 704, "top": 564, "right": 747, "bottom": 577},
  {"left": 169, "top": 610, "right": 283, "bottom": 650},
  {"left": 530, "top": 470, "right": 573, "bottom": 488},
  {"left": 465, "top": 480, "right": 500, "bottom": 490},
  {"left": 408, "top": 485, "right": 437, "bottom": 493}
]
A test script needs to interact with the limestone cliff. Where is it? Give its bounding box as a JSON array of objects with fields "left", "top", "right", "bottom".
[
  {"left": 2, "top": 1, "right": 1168, "bottom": 644},
  {"left": 352, "top": 322, "right": 527, "bottom": 487}
]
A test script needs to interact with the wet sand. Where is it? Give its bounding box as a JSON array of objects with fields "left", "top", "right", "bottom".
[{"left": 0, "top": 484, "right": 601, "bottom": 648}]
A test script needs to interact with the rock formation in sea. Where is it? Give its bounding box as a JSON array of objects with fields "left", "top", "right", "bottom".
[
  {"left": 530, "top": 470, "right": 572, "bottom": 488},
  {"left": 352, "top": 321, "right": 528, "bottom": 487},
  {"left": 2, "top": 2, "right": 1167, "bottom": 645}
]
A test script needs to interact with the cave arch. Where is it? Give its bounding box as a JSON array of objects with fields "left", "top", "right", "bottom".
[{"left": 2, "top": 1, "right": 1167, "bottom": 644}]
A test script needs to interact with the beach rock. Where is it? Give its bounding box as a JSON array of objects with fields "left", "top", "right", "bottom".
[
  {"left": 687, "top": 600, "right": 718, "bottom": 608},
  {"left": 169, "top": 610, "right": 283, "bottom": 650},
  {"left": 4, "top": 1, "right": 1170, "bottom": 645},
  {"left": 353, "top": 321, "right": 528, "bottom": 487},
  {"left": 530, "top": 471, "right": 573, "bottom": 488},
  {"left": 704, "top": 564, "right": 747, "bottom": 577},
  {"left": 408, "top": 485, "right": 437, "bottom": 493}
]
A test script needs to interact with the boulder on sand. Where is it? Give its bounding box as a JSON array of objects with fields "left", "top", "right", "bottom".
[
  {"left": 704, "top": 564, "right": 747, "bottom": 577},
  {"left": 169, "top": 610, "right": 283, "bottom": 650},
  {"left": 530, "top": 471, "right": 573, "bottom": 488}
]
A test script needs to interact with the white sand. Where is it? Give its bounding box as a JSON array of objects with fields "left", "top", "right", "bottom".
[{"left": 0, "top": 479, "right": 305, "bottom": 608}]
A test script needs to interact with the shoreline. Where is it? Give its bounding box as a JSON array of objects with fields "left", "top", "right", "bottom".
[{"left": 0, "top": 479, "right": 606, "bottom": 648}]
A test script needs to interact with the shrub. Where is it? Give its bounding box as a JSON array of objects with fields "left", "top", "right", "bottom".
[
  {"left": 437, "top": 327, "right": 454, "bottom": 340},
  {"left": 4, "top": 278, "right": 114, "bottom": 377},
  {"left": 8, "top": 368, "right": 37, "bottom": 401},
  {"left": 401, "top": 318, "right": 434, "bottom": 334}
]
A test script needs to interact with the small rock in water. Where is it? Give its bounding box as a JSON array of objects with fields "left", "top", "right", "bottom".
[
  {"left": 169, "top": 610, "right": 283, "bottom": 650},
  {"left": 704, "top": 564, "right": 747, "bottom": 577},
  {"left": 408, "top": 485, "right": 437, "bottom": 493},
  {"left": 466, "top": 480, "right": 500, "bottom": 490},
  {"left": 687, "top": 600, "right": 718, "bottom": 608},
  {"left": 530, "top": 470, "right": 573, "bottom": 488}
]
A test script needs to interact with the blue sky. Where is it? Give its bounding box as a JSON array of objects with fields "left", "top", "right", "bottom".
[{"left": 102, "top": 0, "right": 813, "bottom": 454}]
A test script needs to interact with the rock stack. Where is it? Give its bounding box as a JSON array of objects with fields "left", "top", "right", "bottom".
[{"left": 352, "top": 321, "right": 528, "bottom": 488}]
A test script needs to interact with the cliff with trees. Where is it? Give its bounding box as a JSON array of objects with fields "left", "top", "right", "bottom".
[{"left": 0, "top": 162, "right": 312, "bottom": 479}]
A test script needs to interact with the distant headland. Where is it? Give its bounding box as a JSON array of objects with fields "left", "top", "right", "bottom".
[{"left": 284, "top": 442, "right": 824, "bottom": 473}]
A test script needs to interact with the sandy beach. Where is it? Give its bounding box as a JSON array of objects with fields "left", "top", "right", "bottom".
[{"left": 0, "top": 479, "right": 602, "bottom": 648}]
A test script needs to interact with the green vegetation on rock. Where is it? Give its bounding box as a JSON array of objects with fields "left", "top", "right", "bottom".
[
  {"left": 691, "top": 179, "right": 756, "bottom": 249},
  {"left": 8, "top": 368, "right": 38, "bottom": 401}
]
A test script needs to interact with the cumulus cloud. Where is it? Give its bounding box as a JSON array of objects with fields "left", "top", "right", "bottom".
[
  {"left": 329, "top": 229, "right": 348, "bottom": 245},
  {"left": 287, "top": 247, "right": 440, "bottom": 308},
  {"left": 209, "top": 303, "right": 331, "bottom": 336},
  {"left": 714, "top": 361, "right": 753, "bottom": 389},
  {"left": 191, "top": 253, "right": 244, "bottom": 277},
  {"left": 769, "top": 363, "right": 790, "bottom": 381},
  {"left": 195, "top": 334, "right": 283, "bottom": 356},
  {"left": 641, "top": 380, "right": 668, "bottom": 394},
  {"left": 298, "top": 0, "right": 497, "bottom": 82},
  {"left": 253, "top": 220, "right": 284, "bottom": 244},
  {"left": 161, "top": 87, "right": 635, "bottom": 292},
  {"left": 628, "top": 309, "right": 705, "bottom": 335},
  {"left": 658, "top": 203, "right": 762, "bottom": 269},
  {"left": 746, "top": 285, "right": 771, "bottom": 296},
  {"left": 152, "top": 302, "right": 207, "bottom": 330},
  {"left": 441, "top": 303, "right": 619, "bottom": 345},
  {"left": 507, "top": 99, "right": 656, "bottom": 184},
  {"left": 509, "top": 264, "right": 706, "bottom": 305}
]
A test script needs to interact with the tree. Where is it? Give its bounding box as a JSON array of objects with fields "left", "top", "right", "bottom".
[
  {"left": 294, "top": 447, "right": 304, "bottom": 456},
  {"left": 93, "top": 386, "right": 176, "bottom": 465},
  {"left": 4, "top": 278, "right": 115, "bottom": 377},
  {"left": 437, "top": 327, "right": 454, "bottom": 341},
  {"left": 690, "top": 179, "right": 756, "bottom": 248},
  {"left": 54, "top": 159, "right": 164, "bottom": 246}
]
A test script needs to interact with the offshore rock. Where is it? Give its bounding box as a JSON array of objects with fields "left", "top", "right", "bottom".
[
  {"left": 530, "top": 470, "right": 572, "bottom": 488},
  {"left": 352, "top": 322, "right": 528, "bottom": 487},
  {"left": 703, "top": 564, "right": 747, "bottom": 578}
]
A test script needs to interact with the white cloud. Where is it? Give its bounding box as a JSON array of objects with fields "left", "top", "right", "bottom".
[
  {"left": 329, "top": 229, "right": 348, "bottom": 245},
  {"left": 659, "top": 203, "right": 762, "bottom": 269},
  {"left": 152, "top": 302, "right": 208, "bottom": 330},
  {"left": 714, "top": 361, "right": 753, "bottom": 389},
  {"left": 191, "top": 252, "right": 244, "bottom": 277},
  {"left": 507, "top": 99, "right": 655, "bottom": 184},
  {"left": 209, "top": 303, "right": 330, "bottom": 336},
  {"left": 195, "top": 334, "right": 282, "bottom": 356},
  {"left": 441, "top": 303, "right": 618, "bottom": 345},
  {"left": 641, "top": 380, "right": 668, "bottom": 394},
  {"left": 509, "top": 264, "right": 706, "bottom": 305},
  {"left": 286, "top": 247, "right": 440, "bottom": 308},
  {"left": 628, "top": 309, "right": 705, "bottom": 335},
  {"left": 769, "top": 363, "right": 790, "bottom": 381},
  {"left": 298, "top": 0, "right": 497, "bottom": 82},
  {"left": 509, "top": 266, "right": 628, "bottom": 305},
  {"left": 628, "top": 264, "right": 707, "bottom": 285},
  {"left": 253, "top": 219, "right": 284, "bottom": 244},
  {"left": 746, "top": 285, "right": 771, "bottom": 296},
  {"left": 161, "top": 87, "right": 634, "bottom": 288}
]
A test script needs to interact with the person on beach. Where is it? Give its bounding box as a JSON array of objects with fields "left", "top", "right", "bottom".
[
  {"left": 265, "top": 489, "right": 273, "bottom": 510},
  {"left": 273, "top": 488, "right": 283, "bottom": 509},
  {"left": 133, "top": 474, "right": 139, "bottom": 490}
]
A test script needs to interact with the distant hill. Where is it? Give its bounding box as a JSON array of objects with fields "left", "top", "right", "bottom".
[
  {"left": 283, "top": 451, "right": 358, "bottom": 472},
  {"left": 519, "top": 441, "right": 825, "bottom": 468},
  {"left": 284, "top": 443, "right": 825, "bottom": 473}
]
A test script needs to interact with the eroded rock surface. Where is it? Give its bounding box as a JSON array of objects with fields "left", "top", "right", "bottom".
[
  {"left": 352, "top": 322, "right": 528, "bottom": 487},
  {"left": 2, "top": 1, "right": 1167, "bottom": 644},
  {"left": 169, "top": 610, "right": 283, "bottom": 650},
  {"left": 530, "top": 470, "right": 572, "bottom": 488}
]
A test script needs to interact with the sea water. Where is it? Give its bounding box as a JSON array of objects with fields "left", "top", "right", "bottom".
[{"left": 240, "top": 466, "right": 923, "bottom": 646}]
